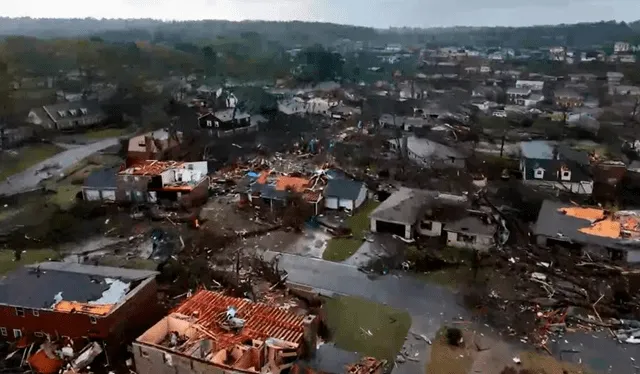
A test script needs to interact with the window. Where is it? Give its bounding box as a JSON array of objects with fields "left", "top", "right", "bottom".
[
  {"left": 0, "top": 327, "right": 6, "bottom": 336},
  {"left": 206, "top": 120, "right": 212, "bottom": 127},
  {"left": 57, "top": 110, "right": 66, "bottom": 118},
  {"left": 13, "top": 329, "right": 22, "bottom": 339},
  {"left": 15, "top": 307, "right": 24, "bottom": 317},
  {"left": 140, "top": 347, "right": 149, "bottom": 358},
  {"left": 457, "top": 233, "right": 475, "bottom": 243},
  {"left": 561, "top": 170, "right": 571, "bottom": 181},
  {"left": 32, "top": 310, "right": 39, "bottom": 317},
  {"left": 421, "top": 221, "right": 433, "bottom": 230},
  {"left": 90, "top": 316, "right": 97, "bottom": 324},
  {"left": 534, "top": 168, "right": 545, "bottom": 179},
  {"left": 69, "top": 109, "right": 77, "bottom": 116},
  {"left": 80, "top": 108, "right": 88, "bottom": 115},
  {"left": 34, "top": 332, "right": 44, "bottom": 338}
]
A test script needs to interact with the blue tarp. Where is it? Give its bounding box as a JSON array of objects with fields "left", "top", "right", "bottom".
[{"left": 247, "top": 171, "right": 259, "bottom": 178}]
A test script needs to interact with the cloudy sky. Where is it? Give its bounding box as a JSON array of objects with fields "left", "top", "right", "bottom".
[{"left": 1, "top": 0, "right": 639, "bottom": 28}]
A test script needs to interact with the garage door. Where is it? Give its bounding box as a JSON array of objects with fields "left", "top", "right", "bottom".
[
  {"left": 102, "top": 190, "right": 116, "bottom": 202},
  {"left": 375, "top": 220, "right": 406, "bottom": 237},
  {"left": 84, "top": 189, "right": 100, "bottom": 201}
]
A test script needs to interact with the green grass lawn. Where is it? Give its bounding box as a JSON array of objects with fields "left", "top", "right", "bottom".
[
  {"left": 0, "top": 249, "right": 60, "bottom": 275},
  {"left": 94, "top": 255, "right": 158, "bottom": 270},
  {"left": 322, "top": 200, "right": 380, "bottom": 262},
  {"left": 0, "top": 144, "right": 63, "bottom": 182},
  {"left": 324, "top": 295, "right": 411, "bottom": 364},
  {"left": 84, "top": 127, "right": 129, "bottom": 140}
]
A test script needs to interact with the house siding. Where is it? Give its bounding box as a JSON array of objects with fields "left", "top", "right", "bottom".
[
  {"left": 133, "top": 343, "right": 230, "bottom": 374},
  {"left": 417, "top": 220, "right": 443, "bottom": 237}
]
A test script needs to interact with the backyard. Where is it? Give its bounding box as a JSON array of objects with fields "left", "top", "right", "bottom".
[
  {"left": 322, "top": 200, "right": 380, "bottom": 262},
  {"left": 323, "top": 295, "right": 411, "bottom": 364}
]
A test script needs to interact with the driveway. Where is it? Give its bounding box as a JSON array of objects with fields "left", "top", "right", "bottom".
[
  {"left": 264, "top": 251, "right": 470, "bottom": 374},
  {"left": 0, "top": 138, "right": 120, "bottom": 197}
]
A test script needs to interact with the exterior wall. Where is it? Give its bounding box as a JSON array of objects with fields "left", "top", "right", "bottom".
[
  {"left": 55, "top": 114, "right": 106, "bottom": 130},
  {"left": 133, "top": 343, "right": 229, "bottom": 374},
  {"left": 82, "top": 188, "right": 116, "bottom": 202},
  {"left": 446, "top": 231, "right": 494, "bottom": 252},
  {"left": 178, "top": 178, "right": 210, "bottom": 208},
  {"left": 626, "top": 250, "right": 640, "bottom": 263},
  {"left": 354, "top": 186, "right": 367, "bottom": 209},
  {"left": 370, "top": 218, "right": 377, "bottom": 232},
  {"left": 116, "top": 175, "right": 152, "bottom": 202},
  {"left": 417, "top": 220, "right": 443, "bottom": 237},
  {"left": 522, "top": 179, "right": 594, "bottom": 195},
  {"left": 325, "top": 197, "right": 339, "bottom": 210},
  {"left": 0, "top": 278, "right": 157, "bottom": 343}
]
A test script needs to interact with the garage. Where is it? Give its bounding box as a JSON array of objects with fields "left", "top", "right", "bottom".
[
  {"left": 82, "top": 167, "right": 118, "bottom": 203},
  {"left": 372, "top": 219, "right": 407, "bottom": 238}
]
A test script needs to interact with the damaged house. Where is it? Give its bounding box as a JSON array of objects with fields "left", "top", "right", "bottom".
[
  {"left": 370, "top": 188, "right": 501, "bottom": 250},
  {"left": 127, "top": 129, "right": 183, "bottom": 167},
  {"left": 243, "top": 171, "right": 325, "bottom": 216},
  {"left": 533, "top": 200, "right": 640, "bottom": 263},
  {"left": 520, "top": 141, "right": 593, "bottom": 195},
  {"left": 0, "top": 262, "right": 158, "bottom": 342},
  {"left": 198, "top": 108, "right": 255, "bottom": 137},
  {"left": 133, "top": 290, "right": 317, "bottom": 374},
  {"left": 117, "top": 160, "right": 210, "bottom": 207},
  {"left": 388, "top": 135, "right": 468, "bottom": 169}
]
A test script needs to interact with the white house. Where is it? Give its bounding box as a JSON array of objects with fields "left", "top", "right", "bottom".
[
  {"left": 82, "top": 167, "right": 118, "bottom": 202},
  {"left": 324, "top": 179, "right": 367, "bottom": 211}
]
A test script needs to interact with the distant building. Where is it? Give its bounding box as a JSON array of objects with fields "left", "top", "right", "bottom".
[
  {"left": 515, "top": 80, "right": 544, "bottom": 91},
  {"left": 520, "top": 141, "right": 593, "bottom": 195},
  {"left": 554, "top": 89, "right": 584, "bottom": 108},
  {"left": 614, "top": 41, "right": 631, "bottom": 54},
  {"left": 27, "top": 101, "right": 106, "bottom": 131}
]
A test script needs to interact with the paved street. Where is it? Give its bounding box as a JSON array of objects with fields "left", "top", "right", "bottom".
[
  {"left": 0, "top": 138, "right": 120, "bottom": 197},
  {"left": 264, "top": 251, "right": 470, "bottom": 374}
]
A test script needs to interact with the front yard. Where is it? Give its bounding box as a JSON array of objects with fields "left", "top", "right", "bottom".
[
  {"left": 323, "top": 295, "right": 411, "bottom": 365},
  {"left": 0, "top": 249, "right": 60, "bottom": 275},
  {"left": 322, "top": 200, "right": 380, "bottom": 262},
  {"left": 0, "top": 144, "right": 63, "bottom": 182}
]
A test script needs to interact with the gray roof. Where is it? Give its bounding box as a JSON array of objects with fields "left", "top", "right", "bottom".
[
  {"left": 520, "top": 140, "right": 555, "bottom": 159},
  {"left": 406, "top": 136, "right": 467, "bottom": 161},
  {"left": 324, "top": 179, "right": 365, "bottom": 200},
  {"left": 42, "top": 100, "right": 104, "bottom": 122},
  {"left": 444, "top": 216, "right": 497, "bottom": 236},
  {"left": 533, "top": 200, "right": 640, "bottom": 251},
  {"left": 84, "top": 167, "right": 118, "bottom": 189},
  {"left": 214, "top": 109, "right": 251, "bottom": 122},
  {"left": 369, "top": 188, "right": 433, "bottom": 225},
  {"left": 0, "top": 262, "right": 157, "bottom": 310}
]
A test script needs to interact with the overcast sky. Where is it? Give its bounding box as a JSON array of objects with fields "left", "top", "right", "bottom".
[{"left": 1, "top": 0, "right": 639, "bottom": 28}]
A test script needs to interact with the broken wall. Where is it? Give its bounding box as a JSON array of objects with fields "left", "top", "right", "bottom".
[{"left": 133, "top": 343, "right": 229, "bottom": 374}]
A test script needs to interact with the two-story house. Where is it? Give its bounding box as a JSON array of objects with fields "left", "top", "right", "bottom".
[
  {"left": 520, "top": 140, "right": 593, "bottom": 195},
  {"left": 198, "top": 108, "right": 253, "bottom": 137},
  {"left": 27, "top": 101, "right": 107, "bottom": 131}
]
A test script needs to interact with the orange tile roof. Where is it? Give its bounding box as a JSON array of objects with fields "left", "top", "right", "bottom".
[
  {"left": 120, "top": 160, "right": 184, "bottom": 176},
  {"left": 559, "top": 207, "right": 606, "bottom": 221},
  {"left": 173, "top": 290, "right": 306, "bottom": 350},
  {"left": 275, "top": 176, "right": 310, "bottom": 192},
  {"left": 53, "top": 301, "right": 113, "bottom": 316},
  {"left": 579, "top": 220, "right": 621, "bottom": 238}
]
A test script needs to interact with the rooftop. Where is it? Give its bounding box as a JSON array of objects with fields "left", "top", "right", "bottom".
[
  {"left": 214, "top": 109, "right": 251, "bottom": 122},
  {"left": 84, "top": 167, "right": 118, "bottom": 189},
  {"left": 324, "top": 179, "right": 365, "bottom": 201},
  {"left": 136, "top": 290, "right": 313, "bottom": 373},
  {"left": 0, "top": 262, "right": 157, "bottom": 314},
  {"left": 119, "top": 160, "right": 185, "bottom": 176},
  {"left": 369, "top": 188, "right": 466, "bottom": 225},
  {"left": 533, "top": 200, "right": 640, "bottom": 249}
]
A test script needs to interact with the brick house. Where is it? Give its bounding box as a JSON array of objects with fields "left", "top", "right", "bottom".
[
  {"left": 0, "top": 262, "right": 158, "bottom": 343},
  {"left": 117, "top": 160, "right": 210, "bottom": 207},
  {"left": 127, "top": 129, "right": 183, "bottom": 167}
]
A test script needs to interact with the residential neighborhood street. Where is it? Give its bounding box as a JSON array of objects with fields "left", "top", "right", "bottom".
[
  {"left": 0, "top": 137, "right": 120, "bottom": 197},
  {"left": 264, "top": 251, "right": 470, "bottom": 374}
]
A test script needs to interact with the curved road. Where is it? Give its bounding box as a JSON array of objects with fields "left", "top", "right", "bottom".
[{"left": 0, "top": 138, "right": 120, "bottom": 197}]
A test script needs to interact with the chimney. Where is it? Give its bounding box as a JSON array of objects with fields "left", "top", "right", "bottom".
[
  {"left": 302, "top": 315, "right": 317, "bottom": 358},
  {"left": 144, "top": 135, "right": 154, "bottom": 154}
]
